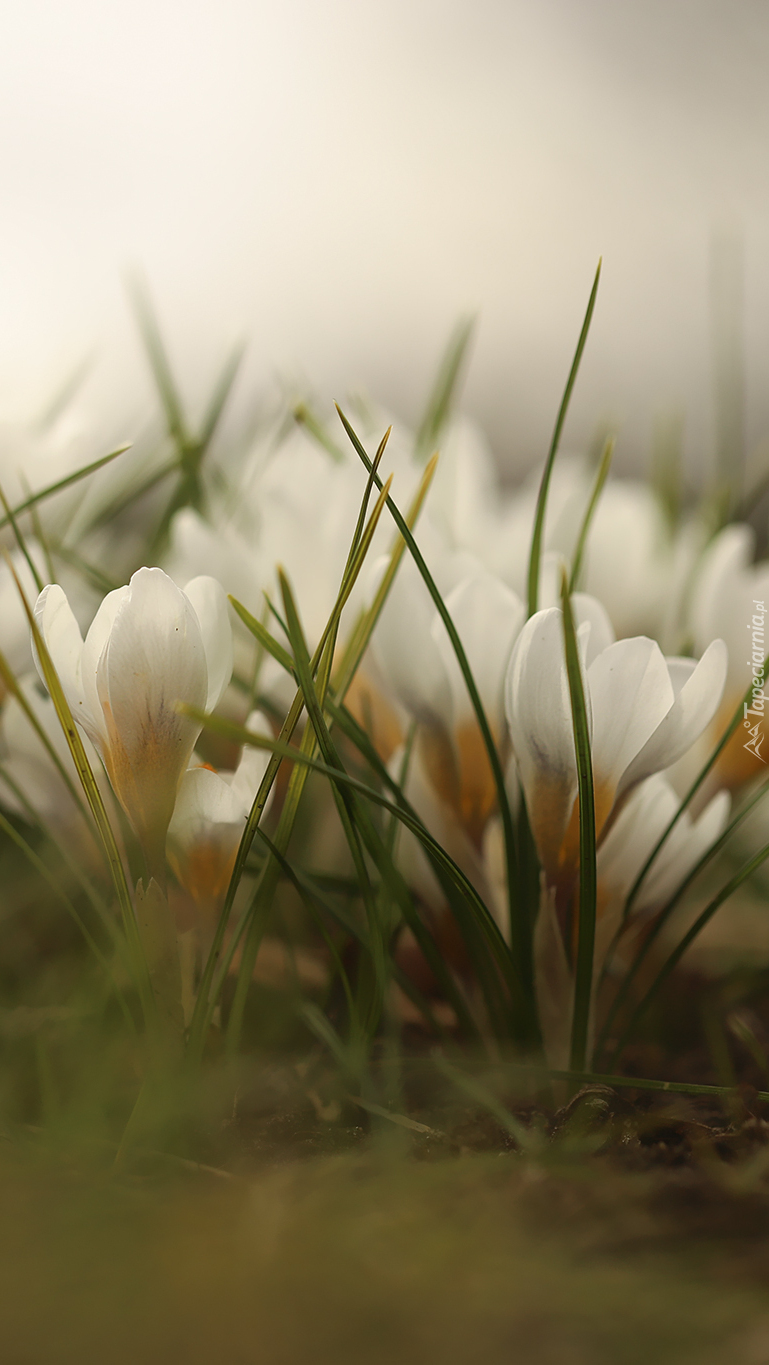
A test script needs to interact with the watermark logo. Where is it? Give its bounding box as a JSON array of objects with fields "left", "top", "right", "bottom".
[{"left": 744, "top": 599, "right": 767, "bottom": 762}]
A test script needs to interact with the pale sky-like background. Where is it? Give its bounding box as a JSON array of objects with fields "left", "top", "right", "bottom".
[{"left": 1, "top": 0, "right": 768, "bottom": 478}]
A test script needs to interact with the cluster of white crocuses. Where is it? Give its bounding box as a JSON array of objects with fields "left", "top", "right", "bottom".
[{"left": 0, "top": 395, "right": 765, "bottom": 1061}]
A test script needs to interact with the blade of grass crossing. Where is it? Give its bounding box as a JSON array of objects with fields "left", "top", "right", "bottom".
[
  {"left": 228, "top": 597, "right": 296, "bottom": 675},
  {"left": 560, "top": 572, "right": 598, "bottom": 1073},
  {"left": 526, "top": 261, "right": 602, "bottom": 617},
  {"left": 127, "top": 276, "right": 189, "bottom": 450},
  {"left": 198, "top": 344, "right": 246, "bottom": 451},
  {"left": 0, "top": 446, "right": 129, "bottom": 534},
  {"left": 332, "top": 454, "right": 438, "bottom": 698},
  {"left": 0, "top": 481, "right": 45, "bottom": 593},
  {"left": 568, "top": 435, "right": 615, "bottom": 592}
]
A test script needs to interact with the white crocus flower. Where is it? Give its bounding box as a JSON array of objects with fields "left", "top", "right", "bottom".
[
  {"left": 371, "top": 554, "right": 524, "bottom": 846},
  {"left": 33, "top": 567, "right": 233, "bottom": 879},
  {"left": 686, "top": 523, "right": 769, "bottom": 792},
  {"left": 167, "top": 711, "right": 273, "bottom": 911},
  {"left": 505, "top": 604, "right": 728, "bottom": 897}
]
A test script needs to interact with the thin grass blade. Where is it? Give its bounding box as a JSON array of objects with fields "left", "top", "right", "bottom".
[
  {"left": 568, "top": 435, "right": 615, "bottom": 591},
  {"left": 561, "top": 571, "right": 597, "bottom": 1072},
  {"left": 526, "top": 260, "right": 602, "bottom": 617}
]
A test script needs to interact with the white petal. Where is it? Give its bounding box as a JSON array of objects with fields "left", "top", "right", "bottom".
[
  {"left": 169, "top": 765, "right": 247, "bottom": 848},
  {"left": 80, "top": 585, "right": 129, "bottom": 747},
  {"left": 33, "top": 583, "right": 94, "bottom": 739},
  {"left": 183, "top": 575, "right": 234, "bottom": 711},
  {"left": 433, "top": 572, "right": 524, "bottom": 728},
  {"left": 690, "top": 524, "right": 754, "bottom": 655},
  {"left": 505, "top": 607, "right": 583, "bottom": 874},
  {"left": 370, "top": 556, "right": 452, "bottom": 725},
  {"left": 572, "top": 593, "right": 616, "bottom": 664},
  {"left": 639, "top": 789, "right": 730, "bottom": 910},
  {"left": 597, "top": 775, "right": 678, "bottom": 902},
  {"left": 619, "top": 638, "right": 728, "bottom": 796},
  {"left": 588, "top": 637, "right": 674, "bottom": 812},
  {"left": 97, "top": 568, "right": 208, "bottom": 857}
]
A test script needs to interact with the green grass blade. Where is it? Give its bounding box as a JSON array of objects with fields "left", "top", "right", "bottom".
[
  {"left": 198, "top": 343, "right": 246, "bottom": 452},
  {"left": 500, "top": 1061, "right": 769, "bottom": 1105},
  {"left": 341, "top": 427, "right": 389, "bottom": 572},
  {"left": 229, "top": 596, "right": 296, "bottom": 675},
  {"left": 52, "top": 544, "right": 120, "bottom": 595},
  {"left": 127, "top": 275, "right": 190, "bottom": 449},
  {"left": 86, "top": 456, "right": 177, "bottom": 532},
  {"left": 0, "top": 649, "right": 93, "bottom": 828},
  {"left": 293, "top": 404, "right": 347, "bottom": 463},
  {"left": 0, "top": 480, "right": 45, "bottom": 592},
  {"left": 561, "top": 571, "right": 597, "bottom": 1072},
  {"left": 568, "top": 435, "right": 615, "bottom": 591},
  {"left": 433, "top": 1053, "right": 537, "bottom": 1149},
  {"left": 526, "top": 260, "right": 602, "bottom": 617},
  {"left": 331, "top": 454, "right": 438, "bottom": 699},
  {"left": 0, "top": 446, "right": 130, "bottom": 533}
]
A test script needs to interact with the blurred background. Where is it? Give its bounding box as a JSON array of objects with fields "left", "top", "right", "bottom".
[{"left": 1, "top": 0, "right": 768, "bottom": 479}]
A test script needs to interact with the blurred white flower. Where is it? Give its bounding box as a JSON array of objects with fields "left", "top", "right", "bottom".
[
  {"left": 34, "top": 567, "right": 232, "bottom": 877},
  {"left": 167, "top": 711, "right": 273, "bottom": 911},
  {"left": 686, "top": 523, "right": 769, "bottom": 793},
  {"left": 371, "top": 554, "right": 524, "bottom": 846},
  {"left": 579, "top": 481, "right": 700, "bottom": 646},
  {"left": 0, "top": 674, "right": 110, "bottom": 855}
]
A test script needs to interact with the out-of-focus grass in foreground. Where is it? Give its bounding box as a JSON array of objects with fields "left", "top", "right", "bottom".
[{"left": 2, "top": 1146, "right": 769, "bottom": 1364}]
